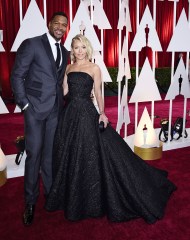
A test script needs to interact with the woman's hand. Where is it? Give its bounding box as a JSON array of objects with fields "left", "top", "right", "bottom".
[{"left": 99, "top": 113, "right": 109, "bottom": 128}]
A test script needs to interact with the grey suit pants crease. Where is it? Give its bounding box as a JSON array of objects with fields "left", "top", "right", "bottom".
[{"left": 24, "top": 106, "right": 58, "bottom": 205}]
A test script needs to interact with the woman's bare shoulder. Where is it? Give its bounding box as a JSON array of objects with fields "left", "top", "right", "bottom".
[
  {"left": 66, "top": 64, "right": 72, "bottom": 74},
  {"left": 89, "top": 63, "right": 100, "bottom": 73}
]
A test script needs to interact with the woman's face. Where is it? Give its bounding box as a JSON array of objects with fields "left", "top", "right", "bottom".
[{"left": 72, "top": 40, "right": 87, "bottom": 61}]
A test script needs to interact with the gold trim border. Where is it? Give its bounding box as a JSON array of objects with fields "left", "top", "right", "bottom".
[
  {"left": 134, "top": 142, "right": 163, "bottom": 161},
  {"left": 0, "top": 168, "right": 7, "bottom": 187}
]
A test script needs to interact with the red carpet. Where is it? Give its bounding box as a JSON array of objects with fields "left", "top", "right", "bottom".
[
  {"left": 0, "top": 147, "right": 189, "bottom": 240},
  {"left": 0, "top": 96, "right": 190, "bottom": 239}
]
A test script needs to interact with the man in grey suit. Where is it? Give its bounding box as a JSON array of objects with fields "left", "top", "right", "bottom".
[{"left": 11, "top": 12, "right": 69, "bottom": 226}]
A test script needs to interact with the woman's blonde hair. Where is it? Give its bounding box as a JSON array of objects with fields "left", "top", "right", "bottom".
[{"left": 70, "top": 34, "right": 93, "bottom": 62}]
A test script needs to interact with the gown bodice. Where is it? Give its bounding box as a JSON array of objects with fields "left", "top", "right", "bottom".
[{"left": 67, "top": 72, "right": 94, "bottom": 100}]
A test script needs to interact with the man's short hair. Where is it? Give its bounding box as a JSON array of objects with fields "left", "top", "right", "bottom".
[{"left": 50, "top": 12, "right": 68, "bottom": 22}]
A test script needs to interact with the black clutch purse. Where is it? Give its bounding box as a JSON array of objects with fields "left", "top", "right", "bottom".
[{"left": 99, "top": 121, "right": 104, "bottom": 132}]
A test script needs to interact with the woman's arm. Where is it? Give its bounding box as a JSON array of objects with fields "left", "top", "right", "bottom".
[
  {"left": 93, "top": 64, "right": 109, "bottom": 127},
  {"left": 63, "top": 73, "right": 68, "bottom": 96},
  {"left": 63, "top": 65, "right": 70, "bottom": 96}
]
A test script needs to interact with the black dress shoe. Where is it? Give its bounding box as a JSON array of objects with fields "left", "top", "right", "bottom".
[{"left": 23, "top": 204, "right": 35, "bottom": 226}]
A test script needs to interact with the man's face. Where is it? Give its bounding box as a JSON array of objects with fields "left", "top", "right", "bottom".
[{"left": 48, "top": 15, "right": 68, "bottom": 41}]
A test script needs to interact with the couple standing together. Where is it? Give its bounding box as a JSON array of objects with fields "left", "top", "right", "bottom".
[{"left": 11, "top": 12, "right": 176, "bottom": 226}]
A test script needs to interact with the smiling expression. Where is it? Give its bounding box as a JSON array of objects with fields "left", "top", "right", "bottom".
[
  {"left": 72, "top": 40, "right": 87, "bottom": 61},
  {"left": 48, "top": 15, "right": 68, "bottom": 41}
]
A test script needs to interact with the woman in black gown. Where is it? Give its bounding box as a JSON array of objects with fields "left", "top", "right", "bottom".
[{"left": 45, "top": 34, "right": 176, "bottom": 223}]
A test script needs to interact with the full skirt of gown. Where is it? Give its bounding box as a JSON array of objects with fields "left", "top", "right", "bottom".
[{"left": 45, "top": 72, "right": 176, "bottom": 223}]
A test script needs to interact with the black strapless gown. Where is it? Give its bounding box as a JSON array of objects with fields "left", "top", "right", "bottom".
[{"left": 45, "top": 72, "right": 176, "bottom": 223}]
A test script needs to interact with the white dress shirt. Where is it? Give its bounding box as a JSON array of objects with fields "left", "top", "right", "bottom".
[{"left": 46, "top": 32, "right": 62, "bottom": 66}]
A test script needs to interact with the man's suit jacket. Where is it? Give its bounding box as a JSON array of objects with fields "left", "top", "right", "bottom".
[{"left": 11, "top": 33, "right": 69, "bottom": 120}]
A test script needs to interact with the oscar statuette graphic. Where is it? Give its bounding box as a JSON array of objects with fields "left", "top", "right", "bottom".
[
  {"left": 79, "top": 21, "right": 86, "bottom": 35},
  {"left": 142, "top": 124, "right": 148, "bottom": 148}
]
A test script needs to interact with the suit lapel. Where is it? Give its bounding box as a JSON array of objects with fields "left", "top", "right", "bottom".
[
  {"left": 41, "top": 34, "right": 68, "bottom": 80},
  {"left": 41, "top": 34, "right": 57, "bottom": 77}
]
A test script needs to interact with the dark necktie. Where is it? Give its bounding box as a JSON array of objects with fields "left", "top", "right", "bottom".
[{"left": 55, "top": 43, "right": 61, "bottom": 69}]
